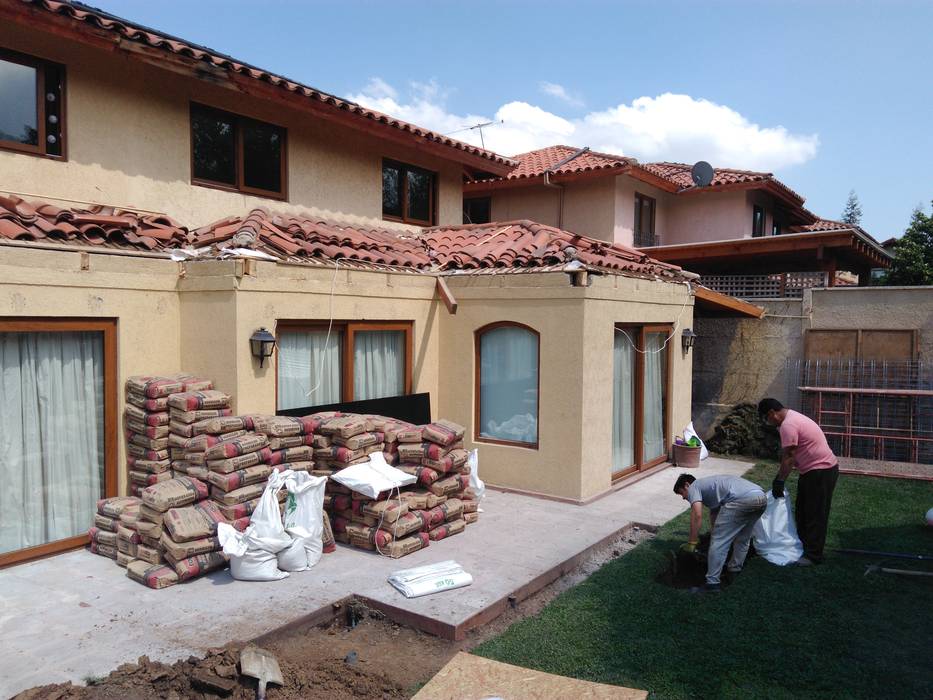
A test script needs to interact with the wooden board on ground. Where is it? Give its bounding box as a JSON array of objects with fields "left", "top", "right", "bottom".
[{"left": 412, "top": 652, "right": 648, "bottom": 700}]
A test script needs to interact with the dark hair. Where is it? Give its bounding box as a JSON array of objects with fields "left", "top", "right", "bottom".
[
  {"left": 673, "top": 473, "right": 696, "bottom": 493},
  {"left": 758, "top": 398, "right": 784, "bottom": 417}
]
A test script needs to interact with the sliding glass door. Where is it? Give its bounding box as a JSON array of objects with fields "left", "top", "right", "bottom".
[{"left": 612, "top": 325, "right": 671, "bottom": 479}]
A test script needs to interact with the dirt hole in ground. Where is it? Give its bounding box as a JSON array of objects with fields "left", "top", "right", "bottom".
[
  {"left": 13, "top": 528, "right": 654, "bottom": 700},
  {"left": 655, "top": 534, "right": 759, "bottom": 589}
]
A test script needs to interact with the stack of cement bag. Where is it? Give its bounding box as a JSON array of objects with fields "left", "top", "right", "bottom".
[
  {"left": 167, "top": 388, "right": 236, "bottom": 479},
  {"left": 313, "top": 414, "right": 385, "bottom": 473},
  {"left": 89, "top": 496, "right": 141, "bottom": 561}
]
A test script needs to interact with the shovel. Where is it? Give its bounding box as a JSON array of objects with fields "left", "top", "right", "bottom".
[{"left": 240, "top": 646, "right": 284, "bottom": 699}]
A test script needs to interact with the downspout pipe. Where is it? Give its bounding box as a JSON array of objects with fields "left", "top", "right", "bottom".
[{"left": 543, "top": 146, "right": 590, "bottom": 229}]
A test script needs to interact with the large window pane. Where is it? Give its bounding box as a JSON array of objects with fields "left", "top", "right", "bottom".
[
  {"left": 277, "top": 330, "right": 342, "bottom": 410},
  {"left": 0, "top": 331, "right": 104, "bottom": 555},
  {"left": 643, "top": 332, "right": 667, "bottom": 462},
  {"left": 192, "top": 106, "right": 236, "bottom": 185},
  {"left": 463, "top": 197, "right": 491, "bottom": 225},
  {"left": 382, "top": 163, "right": 402, "bottom": 218},
  {"left": 406, "top": 168, "right": 432, "bottom": 223},
  {"left": 479, "top": 326, "right": 538, "bottom": 444},
  {"left": 0, "top": 58, "right": 38, "bottom": 146},
  {"left": 612, "top": 330, "right": 635, "bottom": 473},
  {"left": 243, "top": 120, "right": 283, "bottom": 193},
  {"left": 354, "top": 330, "right": 404, "bottom": 400}
]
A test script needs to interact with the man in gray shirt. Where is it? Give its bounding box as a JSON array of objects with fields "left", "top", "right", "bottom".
[{"left": 673, "top": 473, "right": 767, "bottom": 592}]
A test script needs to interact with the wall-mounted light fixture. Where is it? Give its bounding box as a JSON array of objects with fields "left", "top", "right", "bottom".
[
  {"left": 249, "top": 327, "right": 276, "bottom": 368},
  {"left": 681, "top": 328, "right": 697, "bottom": 353}
]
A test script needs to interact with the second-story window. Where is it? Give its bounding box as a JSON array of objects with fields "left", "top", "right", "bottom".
[
  {"left": 463, "top": 196, "right": 491, "bottom": 224},
  {"left": 752, "top": 205, "right": 765, "bottom": 237},
  {"left": 383, "top": 159, "right": 436, "bottom": 225},
  {"left": 0, "top": 49, "right": 65, "bottom": 158},
  {"left": 190, "top": 103, "right": 286, "bottom": 199},
  {"left": 772, "top": 220, "right": 782, "bottom": 236},
  {"left": 634, "top": 193, "right": 656, "bottom": 247}
]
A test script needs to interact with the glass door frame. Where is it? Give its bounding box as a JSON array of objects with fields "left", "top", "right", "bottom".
[
  {"left": 0, "top": 318, "right": 118, "bottom": 568},
  {"left": 612, "top": 323, "right": 673, "bottom": 481}
]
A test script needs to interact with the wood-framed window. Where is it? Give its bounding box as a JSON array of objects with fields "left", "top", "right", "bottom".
[
  {"left": 382, "top": 159, "right": 437, "bottom": 225},
  {"left": 190, "top": 102, "right": 287, "bottom": 199},
  {"left": 463, "top": 196, "right": 492, "bottom": 225},
  {"left": 276, "top": 321, "right": 413, "bottom": 411},
  {"left": 752, "top": 205, "right": 765, "bottom": 237},
  {"left": 771, "top": 221, "right": 782, "bottom": 236},
  {"left": 475, "top": 322, "right": 540, "bottom": 449},
  {"left": 0, "top": 318, "right": 117, "bottom": 567},
  {"left": 0, "top": 48, "right": 65, "bottom": 159},
  {"left": 612, "top": 324, "right": 672, "bottom": 480},
  {"left": 634, "top": 193, "right": 656, "bottom": 247}
]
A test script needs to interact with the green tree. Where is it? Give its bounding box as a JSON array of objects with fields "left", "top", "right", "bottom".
[
  {"left": 841, "top": 189, "right": 862, "bottom": 225},
  {"left": 883, "top": 201, "right": 933, "bottom": 286}
]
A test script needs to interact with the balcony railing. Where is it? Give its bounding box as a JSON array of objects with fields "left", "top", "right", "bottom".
[
  {"left": 634, "top": 231, "right": 659, "bottom": 247},
  {"left": 700, "top": 272, "right": 829, "bottom": 299}
]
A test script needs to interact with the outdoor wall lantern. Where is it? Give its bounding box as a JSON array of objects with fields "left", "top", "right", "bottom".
[
  {"left": 249, "top": 327, "right": 276, "bottom": 368},
  {"left": 681, "top": 328, "right": 697, "bottom": 353}
]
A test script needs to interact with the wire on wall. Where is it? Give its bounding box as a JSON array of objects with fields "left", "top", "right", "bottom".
[{"left": 614, "top": 281, "right": 693, "bottom": 354}]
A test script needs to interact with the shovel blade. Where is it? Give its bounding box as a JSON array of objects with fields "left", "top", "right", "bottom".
[{"left": 240, "top": 646, "right": 284, "bottom": 687}]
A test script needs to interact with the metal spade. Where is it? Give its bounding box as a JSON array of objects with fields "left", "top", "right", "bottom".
[{"left": 240, "top": 646, "right": 284, "bottom": 700}]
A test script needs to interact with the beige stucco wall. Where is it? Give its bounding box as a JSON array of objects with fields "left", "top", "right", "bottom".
[
  {"left": 612, "top": 175, "right": 672, "bottom": 248},
  {"left": 0, "top": 25, "right": 463, "bottom": 230},
  {"left": 661, "top": 189, "right": 751, "bottom": 245},
  {"left": 437, "top": 272, "right": 694, "bottom": 502}
]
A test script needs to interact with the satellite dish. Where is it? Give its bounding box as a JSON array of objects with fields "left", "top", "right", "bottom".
[{"left": 691, "top": 161, "right": 714, "bottom": 188}]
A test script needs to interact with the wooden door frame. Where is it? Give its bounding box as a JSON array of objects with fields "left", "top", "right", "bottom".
[{"left": 0, "top": 318, "right": 118, "bottom": 568}]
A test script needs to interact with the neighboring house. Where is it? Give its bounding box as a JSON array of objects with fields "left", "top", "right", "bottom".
[
  {"left": 465, "top": 146, "right": 891, "bottom": 294},
  {"left": 0, "top": 0, "right": 761, "bottom": 566}
]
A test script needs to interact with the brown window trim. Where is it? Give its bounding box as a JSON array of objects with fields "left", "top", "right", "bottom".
[
  {"left": 611, "top": 323, "right": 673, "bottom": 481},
  {"left": 474, "top": 321, "right": 540, "bottom": 450},
  {"left": 275, "top": 320, "right": 413, "bottom": 409},
  {"left": 0, "top": 317, "right": 117, "bottom": 568},
  {"left": 0, "top": 48, "right": 67, "bottom": 161},
  {"left": 189, "top": 102, "right": 288, "bottom": 201},
  {"left": 382, "top": 158, "right": 437, "bottom": 226},
  {"left": 634, "top": 192, "right": 656, "bottom": 247}
]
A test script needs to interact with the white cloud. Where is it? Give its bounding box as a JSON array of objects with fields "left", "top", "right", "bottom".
[
  {"left": 348, "top": 81, "right": 819, "bottom": 171},
  {"left": 539, "top": 81, "right": 584, "bottom": 108}
]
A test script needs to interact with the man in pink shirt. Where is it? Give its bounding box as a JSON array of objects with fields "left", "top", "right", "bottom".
[{"left": 759, "top": 398, "right": 839, "bottom": 566}]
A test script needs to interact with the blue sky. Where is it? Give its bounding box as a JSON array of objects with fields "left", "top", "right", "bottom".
[{"left": 93, "top": 0, "right": 931, "bottom": 238}]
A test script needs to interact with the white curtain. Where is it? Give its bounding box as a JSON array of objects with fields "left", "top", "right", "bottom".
[
  {"left": 612, "top": 330, "right": 635, "bottom": 472},
  {"left": 277, "top": 330, "right": 342, "bottom": 410},
  {"left": 643, "top": 332, "right": 666, "bottom": 462},
  {"left": 354, "top": 331, "right": 404, "bottom": 400},
  {"left": 480, "top": 326, "right": 538, "bottom": 443},
  {"left": 1, "top": 331, "right": 104, "bottom": 555}
]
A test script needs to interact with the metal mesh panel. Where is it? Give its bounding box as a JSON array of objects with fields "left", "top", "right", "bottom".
[{"left": 700, "top": 272, "right": 827, "bottom": 299}]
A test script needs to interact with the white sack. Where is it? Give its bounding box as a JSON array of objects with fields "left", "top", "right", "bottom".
[
  {"left": 276, "top": 537, "right": 310, "bottom": 572},
  {"left": 332, "top": 452, "right": 415, "bottom": 499},
  {"left": 467, "top": 448, "right": 485, "bottom": 506},
  {"left": 683, "top": 421, "right": 709, "bottom": 460},
  {"left": 283, "top": 471, "right": 328, "bottom": 569},
  {"left": 387, "top": 559, "right": 473, "bottom": 598},
  {"left": 218, "top": 523, "right": 289, "bottom": 581},
  {"left": 249, "top": 470, "right": 293, "bottom": 554},
  {"left": 752, "top": 491, "right": 805, "bottom": 566}
]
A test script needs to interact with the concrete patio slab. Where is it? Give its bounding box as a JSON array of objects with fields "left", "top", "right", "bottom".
[{"left": 0, "top": 457, "right": 751, "bottom": 696}]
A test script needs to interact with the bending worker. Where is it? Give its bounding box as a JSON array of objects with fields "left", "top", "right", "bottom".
[
  {"left": 673, "top": 473, "right": 767, "bottom": 592},
  {"left": 759, "top": 397, "right": 838, "bottom": 566}
]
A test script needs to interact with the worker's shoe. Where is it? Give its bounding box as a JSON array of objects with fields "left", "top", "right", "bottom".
[
  {"left": 726, "top": 566, "right": 743, "bottom": 574},
  {"left": 795, "top": 556, "right": 815, "bottom": 567},
  {"left": 691, "top": 582, "right": 721, "bottom": 594}
]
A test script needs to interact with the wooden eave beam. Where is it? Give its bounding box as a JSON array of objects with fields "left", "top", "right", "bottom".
[
  {"left": 694, "top": 286, "right": 765, "bottom": 319},
  {"left": 2, "top": 4, "right": 513, "bottom": 175},
  {"left": 435, "top": 276, "right": 458, "bottom": 314}
]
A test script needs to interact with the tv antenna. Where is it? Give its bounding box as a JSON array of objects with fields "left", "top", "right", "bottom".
[
  {"left": 690, "top": 161, "right": 714, "bottom": 188},
  {"left": 445, "top": 120, "right": 502, "bottom": 149}
]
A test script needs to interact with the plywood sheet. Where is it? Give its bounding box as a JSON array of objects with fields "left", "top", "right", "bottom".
[
  {"left": 860, "top": 330, "right": 914, "bottom": 360},
  {"left": 806, "top": 330, "right": 857, "bottom": 360},
  {"left": 412, "top": 652, "right": 648, "bottom": 700}
]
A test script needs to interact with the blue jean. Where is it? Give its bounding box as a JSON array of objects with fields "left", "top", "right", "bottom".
[{"left": 707, "top": 492, "right": 767, "bottom": 585}]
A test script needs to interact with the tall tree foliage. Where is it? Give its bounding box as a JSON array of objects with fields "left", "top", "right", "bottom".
[
  {"left": 883, "top": 202, "right": 933, "bottom": 286},
  {"left": 841, "top": 189, "right": 863, "bottom": 225}
]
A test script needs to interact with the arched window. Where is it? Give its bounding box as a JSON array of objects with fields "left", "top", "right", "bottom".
[{"left": 475, "top": 322, "right": 539, "bottom": 447}]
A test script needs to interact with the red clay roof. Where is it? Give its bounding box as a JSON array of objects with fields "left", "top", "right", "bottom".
[
  {"left": 13, "top": 0, "right": 512, "bottom": 171},
  {"left": 0, "top": 194, "right": 686, "bottom": 281},
  {"left": 639, "top": 162, "right": 805, "bottom": 203},
  {"left": 501, "top": 145, "right": 634, "bottom": 181},
  {"left": 792, "top": 218, "right": 854, "bottom": 232}
]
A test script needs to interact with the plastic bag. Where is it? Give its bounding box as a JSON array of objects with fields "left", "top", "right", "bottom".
[
  {"left": 467, "top": 449, "right": 485, "bottom": 504},
  {"left": 248, "top": 469, "right": 293, "bottom": 554},
  {"left": 276, "top": 538, "right": 309, "bottom": 572},
  {"left": 218, "top": 523, "right": 289, "bottom": 581},
  {"left": 752, "top": 491, "right": 804, "bottom": 565},
  {"left": 683, "top": 421, "right": 709, "bottom": 460},
  {"left": 282, "top": 471, "right": 328, "bottom": 570},
  {"left": 387, "top": 559, "right": 473, "bottom": 598},
  {"left": 331, "top": 452, "right": 415, "bottom": 499}
]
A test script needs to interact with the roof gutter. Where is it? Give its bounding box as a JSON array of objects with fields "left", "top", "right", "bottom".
[{"left": 543, "top": 147, "right": 590, "bottom": 229}]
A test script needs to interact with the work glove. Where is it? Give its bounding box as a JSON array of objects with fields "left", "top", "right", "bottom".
[
  {"left": 680, "top": 541, "right": 698, "bottom": 554},
  {"left": 772, "top": 479, "right": 785, "bottom": 499}
]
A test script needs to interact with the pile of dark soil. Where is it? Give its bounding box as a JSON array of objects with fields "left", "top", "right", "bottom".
[{"left": 707, "top": 403, "right": 780, "bottom": 459}]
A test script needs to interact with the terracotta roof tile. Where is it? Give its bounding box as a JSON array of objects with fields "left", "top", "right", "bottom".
[
  {"left": 491, "top": 145, "right": 633, "bottom": 181},
  {"left": 792, "top": 218, "right": 853, "bottom": 232},
  {"left": 20, "top": 0, "right": 513, "bottom": 170},
  {"left": 639, "top": 161, "right": 805, "bottom": 203}
]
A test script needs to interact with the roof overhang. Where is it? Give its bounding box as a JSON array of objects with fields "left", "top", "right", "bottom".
[
  {"left": 693, "top": 286, "right": 765, "bottom": 319},
  {"left": 642, "top": 230, "right": 892, "bottom": 275},
  {"left": 4, "top": 1, "right": 514, "bottom": 176}
]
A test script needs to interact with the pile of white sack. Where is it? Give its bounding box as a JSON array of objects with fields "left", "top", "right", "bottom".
[{"left": 218, "top": 469, "right": 327, "bottom": 581}]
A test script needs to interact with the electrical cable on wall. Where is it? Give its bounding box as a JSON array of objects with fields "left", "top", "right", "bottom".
[
  {"left": 305, "top": 259, "right": 340, "bottom": 399},
  {"left": 614, "top": 281, "right": 693, "bottom": 354}
]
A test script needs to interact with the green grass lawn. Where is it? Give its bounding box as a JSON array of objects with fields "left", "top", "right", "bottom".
[{"left": 473, "top": 464, "right": 933, "bottom": 699}]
